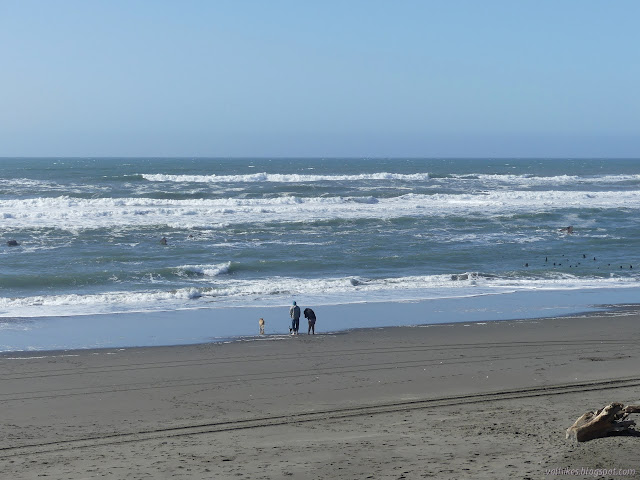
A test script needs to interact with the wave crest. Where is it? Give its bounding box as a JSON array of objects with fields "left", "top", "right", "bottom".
[
  {"left": 141, "top": 172, "right": 431, "bottom": 183},
  {"left": 176, "top": 262, "right": 231, "bottom": 277},
  {"left": 2, "top": 272, "right": 638, "bottom": 318},
  {"left": 3, "top": 190, "right": 640, "bottom": 230}
]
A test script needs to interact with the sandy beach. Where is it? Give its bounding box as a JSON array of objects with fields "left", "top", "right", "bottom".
[{"left": 2, "top": 310, "right": 640, "bottom": 479}]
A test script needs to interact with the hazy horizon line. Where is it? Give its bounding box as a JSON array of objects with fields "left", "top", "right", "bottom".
[{"left": 2, "top": 156, "right": 639, "bottom": 160}]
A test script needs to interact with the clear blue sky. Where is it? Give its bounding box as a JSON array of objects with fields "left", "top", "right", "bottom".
[{"left": 1, "top": 0, "right": 639, "bottom": 157}]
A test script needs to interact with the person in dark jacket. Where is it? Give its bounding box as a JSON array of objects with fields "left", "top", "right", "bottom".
[
  {"left": 289, "top": 301, "right": 300, "bottom": 335},
  {"left": 304, "top": 307, "right": 316, "bottom": 335}
]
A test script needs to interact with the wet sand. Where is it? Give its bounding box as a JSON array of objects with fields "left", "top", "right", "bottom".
[{"left": 1, "top": 311, "right": 640, "bottom": 479}]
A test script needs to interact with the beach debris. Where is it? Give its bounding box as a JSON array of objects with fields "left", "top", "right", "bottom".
[{"left": 566, "top": 402, "right": 640, "bottom": 442}]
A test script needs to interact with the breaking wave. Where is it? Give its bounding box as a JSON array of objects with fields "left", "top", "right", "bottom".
[
  {"left": 176, "top": 262, "right": 231, "bottom": 277},
  {"left": 2, "top": 190, "right": 640, "bottom": 230},
  {"left": 140, "top": 172, "right": 640, "bottom": 187},
  {"left": 141, "top": 172, "right": 432, "bottom": 183},
  {"left": 1, "top": 271, "right": 638, "bottom": 318}
]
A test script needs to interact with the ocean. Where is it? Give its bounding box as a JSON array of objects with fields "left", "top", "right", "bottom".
[{"left": 2, "top": 157, "right": 640, "bottom": 351}]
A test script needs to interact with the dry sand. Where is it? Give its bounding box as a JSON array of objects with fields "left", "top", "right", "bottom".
[{"left": 1, "top": 310, "right": 640, "bottom": 479}]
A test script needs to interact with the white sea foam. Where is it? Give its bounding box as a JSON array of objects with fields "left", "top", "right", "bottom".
[
  {"left": 449, "top": 173, "right": 640, "bottom": 186},
  {"left": 176, "top": 262, "right": 231, "bottom": 277},
  {"left": 141, "top": 172, "right": 432, "bottom": 183},
  {"left": 141, "top": 172, "right": 640, "bottom": 186},
  {"left": 0, "top": 178, "right": 108, "bottom": 194},
  {"left": 2, "top": 190, "right": 640, "bottom": 230},
  {"left": 0, "top": 272, "right": 637, "bottom": 318}
]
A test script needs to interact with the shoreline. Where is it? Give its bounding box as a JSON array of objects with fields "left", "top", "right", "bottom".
[
  {"left": 2, "top": 310, "right": 640, "bottom": 478},
  {"left": 2, "top": 301, "right": 639, "bottom": 358},
  {"left": 3, "top": 286, "right": 640, "bottom": 353}
]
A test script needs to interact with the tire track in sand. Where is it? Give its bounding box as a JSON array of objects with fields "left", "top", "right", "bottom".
[{"left": 1, "top": 375, "right": 639, "bottom": 458}]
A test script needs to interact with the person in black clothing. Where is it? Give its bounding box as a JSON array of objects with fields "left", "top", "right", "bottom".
[{"left": 304, "top": 308, "right": 316, "bottom": 335}]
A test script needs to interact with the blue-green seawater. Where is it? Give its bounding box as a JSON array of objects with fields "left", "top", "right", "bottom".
[{"left": 1, "top": 157, "right": 640, "bottom": 349}]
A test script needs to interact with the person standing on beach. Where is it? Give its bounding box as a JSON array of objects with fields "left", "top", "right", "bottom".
[
  {"left": 304, "top": 307, "right": 316, "bottom": 334},
  {"left": 289, "top": 301, "right": 300, "bottom": 335}
]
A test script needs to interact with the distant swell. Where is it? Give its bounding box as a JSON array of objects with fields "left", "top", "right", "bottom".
[
  {"left": 140, "top": 172, "right": 640, "bottom": 186},
  {"left": 141, "top": 172, "right": 431, "bottom": 183},
  {"left": 445, "top": 173, "right": 640, "bottom": 185}
]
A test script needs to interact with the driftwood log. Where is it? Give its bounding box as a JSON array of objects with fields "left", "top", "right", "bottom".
[{"left": 566, "top": 403, "right": 640, "bottom": 442}]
